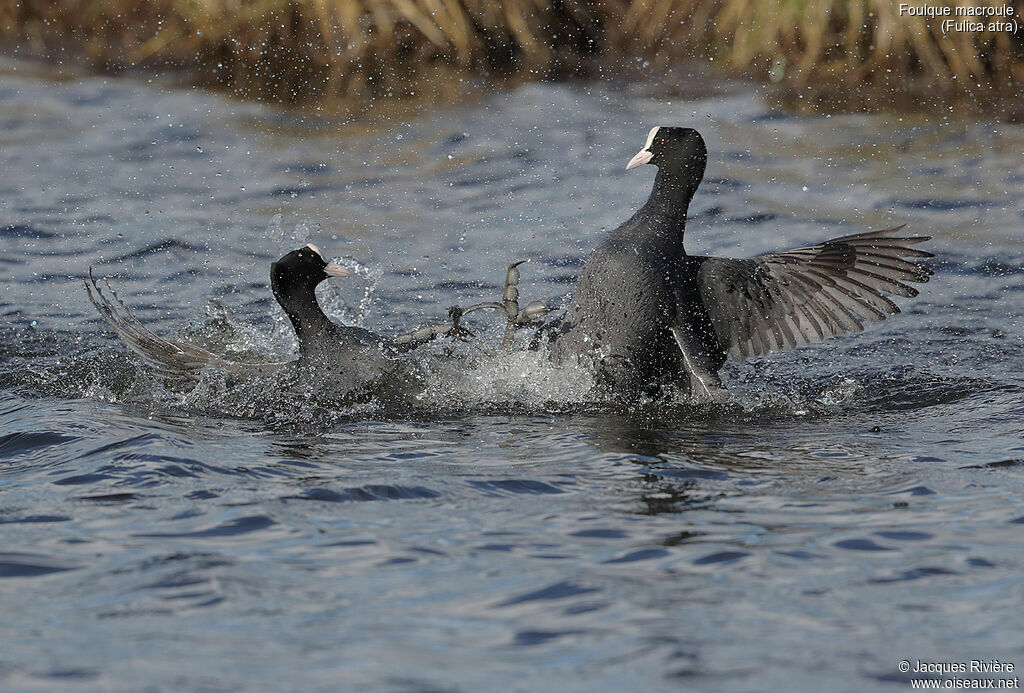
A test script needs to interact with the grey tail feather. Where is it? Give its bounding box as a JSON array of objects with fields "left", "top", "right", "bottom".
[{"left": 85, "top": 268, "right": 289, "bottom": 381}]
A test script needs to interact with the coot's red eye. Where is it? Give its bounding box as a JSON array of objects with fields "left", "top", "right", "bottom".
[{"left": 660, "top": 139, "right": 667, "bottom": 145}]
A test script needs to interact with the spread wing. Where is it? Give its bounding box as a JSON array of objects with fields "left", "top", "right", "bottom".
[
  {"left": 695, "top": 226, "right": 933, "bottom": 362},
  {"left": 86, "top": 269, "right": 290, "bottom": 381}
]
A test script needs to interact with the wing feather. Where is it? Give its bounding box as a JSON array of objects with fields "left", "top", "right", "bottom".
[
  {"left": 86, "top": 270, "right": 290, "bottom": 381},
  {"left": 696, "top": 227, "right": 932, "bottom": 362}
]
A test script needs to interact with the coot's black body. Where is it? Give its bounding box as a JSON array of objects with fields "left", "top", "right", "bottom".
[
  {"left": 269, "top": 245, "right": 401, "bottom": 399},
  {"left": 545, "top": 127, "right": 932, "bottom": 396}
]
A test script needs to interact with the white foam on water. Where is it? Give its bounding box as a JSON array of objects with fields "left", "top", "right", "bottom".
[{"left": 415, "top": 346, "right": 599, "bottom": 411}]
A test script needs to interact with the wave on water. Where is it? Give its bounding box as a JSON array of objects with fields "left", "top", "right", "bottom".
[
  {"left": 1, "top": 226, "right": 996, "bottom": 427},
  {"left": 0, "top": 297, "right": 987, "bottom": 430}
]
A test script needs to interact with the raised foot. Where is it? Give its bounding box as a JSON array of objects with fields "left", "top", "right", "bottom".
[{"left": 453, "top": 260, "right": 551, "bottom": 353}]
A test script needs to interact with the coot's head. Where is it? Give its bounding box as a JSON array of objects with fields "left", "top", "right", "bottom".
[
  {"left": 626, "top": 126, "right": 707, "bottom": 172},
  {"left": 270, "top": 244, "right": 349, "bottom": 303}
]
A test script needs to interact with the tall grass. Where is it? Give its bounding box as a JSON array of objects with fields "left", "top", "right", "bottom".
[
  {"left": 6, "top": 0, "right": 583, "bottom": 100},
  {"left": 4, "top": 0, "right": 1021, "bottom": 102},
  {"left": 708, "top": 0, "right": 1022, "bottom": 88}
]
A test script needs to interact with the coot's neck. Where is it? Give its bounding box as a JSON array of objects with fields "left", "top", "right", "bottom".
[
  {"left": 637, "top": 164, "right": 704, "bottom": 239},
  {"left": 273, "top": 281, "right": 330, "bottom": 352}
]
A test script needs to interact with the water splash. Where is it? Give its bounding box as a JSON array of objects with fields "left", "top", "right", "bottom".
[
  {"left": 183, "top": 299, "right": 292, "bottom": 361},
  {"left": 417, "top": 347, "right": 599, "bottom": 411},
  {"left": 266, "top": 213, "right": 285, "bottom": 241},
  {"left": 315, "top": 256, "right": 383, "bottom": 329},
  {"left": 6, "top": 313, "right": 966, "bottom": 428}
]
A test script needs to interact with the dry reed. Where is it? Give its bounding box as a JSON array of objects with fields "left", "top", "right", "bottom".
[
  {"left": 4, "top": 0, "right": 1022, "bottom": 103},
  {"left": 706, "top": 0, "right": 1022, "bottom": 88}
]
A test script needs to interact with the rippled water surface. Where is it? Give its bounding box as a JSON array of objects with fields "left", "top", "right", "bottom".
[{"left": 2, "top": 57, "right": 1024, "bottom": 691}]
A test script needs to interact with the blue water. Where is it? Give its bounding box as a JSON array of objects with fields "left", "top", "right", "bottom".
[{"left": 2, "top": 55, "right": 1024, "bottom": 691}]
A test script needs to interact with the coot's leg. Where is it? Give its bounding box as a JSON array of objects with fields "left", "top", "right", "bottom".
[
  {"left": 455, "top": 261, "right": 552, "bottom": 352},
  {"left": 669, "top": 326, "right": 723, "bottom": 399},
  {"left": 392, "top": 305, "right": 495, "bottom": 356},
  {"left": 395, "top": 261, "right": 552, "bottom": 355}
]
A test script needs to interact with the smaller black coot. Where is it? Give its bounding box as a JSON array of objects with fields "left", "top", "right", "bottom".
[
  {"left": 270, "top": 244, "right": 384, "bottom": 359},
  {"left": 87, "top": 244, "right": 411, "bottom": 401},
  {"left": 268, "top": 244, "right": 401, "bottom": 398}
]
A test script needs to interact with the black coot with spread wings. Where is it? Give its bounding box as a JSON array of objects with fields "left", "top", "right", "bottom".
[{"left": 545, "top": 126, "right": 932, "bottom": 396}]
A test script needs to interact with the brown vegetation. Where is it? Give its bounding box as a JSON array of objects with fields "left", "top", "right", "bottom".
[{"left": 3, "top": 0, "right": 1021, "bottom": 103}]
